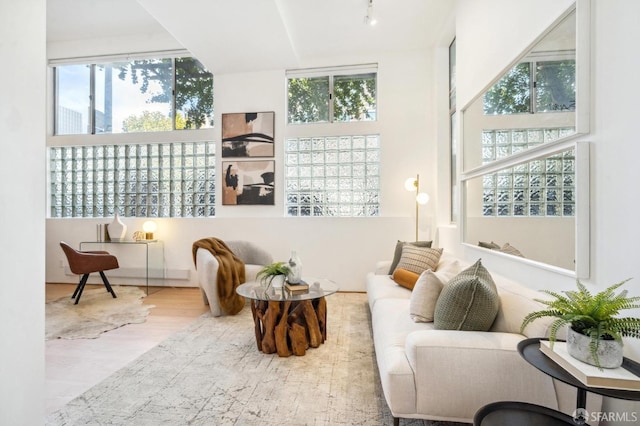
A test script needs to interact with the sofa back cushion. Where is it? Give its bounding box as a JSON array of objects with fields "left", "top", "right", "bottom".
[
  {"left": 433, "top": 259, "right": 500, "bottom": 331},
  {"left": 490, "top": 276, "right": 556, "bottom": 338}
]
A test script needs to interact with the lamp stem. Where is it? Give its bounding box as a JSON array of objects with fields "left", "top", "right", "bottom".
[{"left": 415, "top": 174, "right": 419, "bottom": 241}]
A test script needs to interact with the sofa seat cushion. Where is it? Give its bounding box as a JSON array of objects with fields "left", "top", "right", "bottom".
[{"left": 366, "top": 272, "right": 411, "bottom": 310}]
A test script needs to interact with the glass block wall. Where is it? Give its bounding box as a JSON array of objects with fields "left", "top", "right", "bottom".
[
  {"left": 481, "top": 127, "right": 576, "bottom": 217},
  {"left": 49, "top": 142, "right": 215, "bottom": 218},
  {"left": 285, "top": 135, "right": 380, "bottom": 216},
  {"left": 482, "top": 148, "right": 575, "bottom": 217},
  {"left": 481, "top": 127, "right": 575, "bottom": 163}
]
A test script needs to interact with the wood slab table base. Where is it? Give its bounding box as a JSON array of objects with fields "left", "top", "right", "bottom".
[{"left": 250, "top": 297, "right": 327, "bottom": 356}]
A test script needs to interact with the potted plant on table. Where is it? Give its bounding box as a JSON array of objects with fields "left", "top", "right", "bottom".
[
  {"left": 257, "top": 261, "right": 291, "bottom": 291},
  {"left": 520, "top": 279, "right": 640, "bottom": 369}
]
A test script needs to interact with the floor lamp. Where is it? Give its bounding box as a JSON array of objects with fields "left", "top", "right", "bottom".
[{"left": 404, "top": 174, "right": 430, "bottom": 241}]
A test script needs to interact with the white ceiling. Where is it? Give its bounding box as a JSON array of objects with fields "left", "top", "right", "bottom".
[{"left": 47, "top": 0, "right": 455, "bottom": 74}]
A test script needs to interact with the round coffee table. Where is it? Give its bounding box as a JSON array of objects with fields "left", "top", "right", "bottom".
[{"left": 236, "top": 279, "right": 339, "bottom": 357}]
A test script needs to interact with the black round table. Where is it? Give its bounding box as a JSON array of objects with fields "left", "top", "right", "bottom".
[{"left": 474, "top": 401, "right": 578, "bottom": 425}]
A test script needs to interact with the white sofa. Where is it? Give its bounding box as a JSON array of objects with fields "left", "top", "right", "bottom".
[
  {"left": 195, "top": 240, "right": 272, "bottom": 316},
  {"left": 366, "top": 253, "right": 602, "bottom": 424}
]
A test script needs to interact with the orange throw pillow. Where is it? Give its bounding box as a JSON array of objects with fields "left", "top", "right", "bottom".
[{"left": 392, "top": 268, "right": 421, "bottom": 290}]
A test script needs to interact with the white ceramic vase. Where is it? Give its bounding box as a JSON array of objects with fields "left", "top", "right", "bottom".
[
  {"left": 567, "top": 327, "right": 623, "bottom": 368},
  {"left": 107, "top": 212, "right": 127, "bottom": 242},
  {"left": 287, "top": 250, "right": 302, "bottom": 284}
]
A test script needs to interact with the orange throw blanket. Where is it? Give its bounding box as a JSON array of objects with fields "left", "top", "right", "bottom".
[{"left": 192, "top": 237, "right": 246, "bottom": 315}]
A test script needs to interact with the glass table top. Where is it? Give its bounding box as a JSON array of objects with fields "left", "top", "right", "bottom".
[{"left": 236, "top": 278, "right": 339, "bottom": 302}]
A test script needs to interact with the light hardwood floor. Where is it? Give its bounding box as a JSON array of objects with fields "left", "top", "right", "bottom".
[{"left": 46, "top": 283, "right": 208, "bottom": 415}]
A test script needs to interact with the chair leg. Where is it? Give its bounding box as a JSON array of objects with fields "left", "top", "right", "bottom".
[
  {"left": 99, "top": 271, "right": 117, "bottom": 299},
  {"left": 73, "top": 274, "right": 90, "bottom": 304}
]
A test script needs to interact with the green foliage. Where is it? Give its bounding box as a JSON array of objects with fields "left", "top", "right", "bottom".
[
  {"left": 287, "top": 73, "right": 376, "bottom": 124},
  {"left": 256, "top": 262, "right": 291, "bottom": 288},
  {"left": 521, "top": 279, "right": 640, "bottom": 368},
  {"left": 117, "top": 57, "right": 213, "bottom": 130},
  {"left": 333, "top": 73, "right": 377, "bottom": 122},
  {"left": 484, "top": 63, "right": 531, "bottom": 114},
  {"left": 122, "top": 111, "right": 187, "bottom": 132},
  {"left": 288, "top": 77, "right": 329, "bottom": 123},
  {"left": 483, "top": 59, "right": 575, "bottom": 114},
  {"left": 535, "top": 60, "right": 576, "bottom": 112}
]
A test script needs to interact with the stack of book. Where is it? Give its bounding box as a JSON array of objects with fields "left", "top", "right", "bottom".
[
  {"left": 285, "top": 280, "right": 309, "bottom": 295},
  {"left": 539, "top": 340, "right": 640, "bottom": 391}
]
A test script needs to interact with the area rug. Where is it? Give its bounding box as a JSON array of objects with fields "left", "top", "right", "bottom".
[
  {"left": 46, "top": 286, "right": 154, "bottom": 340},
  {"left": 45, "top": 293, "right": 465, "bottom": 426}
]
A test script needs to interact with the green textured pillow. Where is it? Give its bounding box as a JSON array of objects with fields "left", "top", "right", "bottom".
[
  {"left": 433, "top": 259, "right": 499, "bottom": 331},
  {"left": 388, "top": 240, "right": 433, "bottom": 274}
]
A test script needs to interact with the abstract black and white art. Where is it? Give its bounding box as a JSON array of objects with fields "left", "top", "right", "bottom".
[
  {"left": 222, "top": 160, "right": 275, "bottom": 205},
  {"left": 221, "top": 112, "right": 275, "bottom": 157}
]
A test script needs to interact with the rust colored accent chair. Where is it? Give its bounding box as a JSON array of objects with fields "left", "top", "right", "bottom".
[{"left": 60, "top": 241, "right": 119, "bottom": 304}]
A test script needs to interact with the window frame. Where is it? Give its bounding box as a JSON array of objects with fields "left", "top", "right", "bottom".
[
  {"left": 52, "top": 54, "right": 213, "bottom": 135},
  {"left": 286, "top": 64, "right": 378, "bottom": 125}
]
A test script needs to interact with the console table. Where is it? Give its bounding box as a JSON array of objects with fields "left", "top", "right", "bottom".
[
  {"left": 236, "top": 279, "right": 339, "bottom": 357},
  {"left": 79, "top": 240, "right": 164, "bottom": 295}
]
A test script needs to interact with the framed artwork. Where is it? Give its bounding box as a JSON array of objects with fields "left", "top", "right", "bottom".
[
  {"left": 222, "top": 160, "right": 275, "bottom": 205},
  {"left": 221, "top": 111, "right": 275, "bottom": 157}
]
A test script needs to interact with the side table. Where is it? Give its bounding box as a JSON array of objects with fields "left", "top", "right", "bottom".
[
  {"left": 517, "top": 338, "right": 640, "bottom": 423},
  {"left": 236, "top": 279, "right": 339, "bottom": 357}
]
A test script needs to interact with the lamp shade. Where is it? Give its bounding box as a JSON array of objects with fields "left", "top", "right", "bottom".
[
  {"left": 404, "top": 177, "right": 417, "bottom": 192},
  {"left": 416, "top": 192, "right": 430, "bottom": 205},
  {"left": 142, "top": 220, "right": 157, "bottom": 239},
  {"left": 142, "top": 221, "right": 157, "bottom": 233}
]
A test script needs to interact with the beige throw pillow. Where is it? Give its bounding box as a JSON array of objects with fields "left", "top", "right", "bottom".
[
  {"left": 410, "top": 260, "right": 461, "bottom": 322},
  {"left": 394, "top": 246, "right": 443, "bottom": 275}
]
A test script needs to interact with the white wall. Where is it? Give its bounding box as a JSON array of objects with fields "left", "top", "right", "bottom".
[
  {"left": 451, "top": 0, "right": 640, "bottom": 421},
  {"left": 45, "top": 47, "right": 438, "bottom": 292},
  {"left": 0, "top": 0, "right": 46, "bottom": 424}
]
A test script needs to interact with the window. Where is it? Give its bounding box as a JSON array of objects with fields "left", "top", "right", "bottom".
[
  {"left": 479, "top": 52, "right": 576, "bottom": 218},
  {"left": 287, "top": 65, "right": 377, "bottom": 124},
  {"left": 49, "top": 142, "right": 215, "bottom": 218},
  {"left": 484, "top": 57, "right": 575, "bottom": 115},
  {"left": 54, "top": 56, "right": 213, "bottom": 135},
  {"left": 285, "top": 64, "right": 380, "bottom": 217},
  {"left": 285, "top": 135, "right": 380, "bottom": 217}
]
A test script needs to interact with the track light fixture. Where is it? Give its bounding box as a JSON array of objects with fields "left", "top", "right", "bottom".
[{"left": 364, "top": 0, "right": 377, "bottom": 26}]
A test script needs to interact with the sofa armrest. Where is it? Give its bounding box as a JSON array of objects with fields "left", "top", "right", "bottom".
[
  {"left": 374, "top": 260, "right": 392, "bottom": 275},
  {"left": 195, "top": 248, "right": 222, "bottom": 316},
  {"left": 404, "top": 330, "right": 561, "bottom": 421}
]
